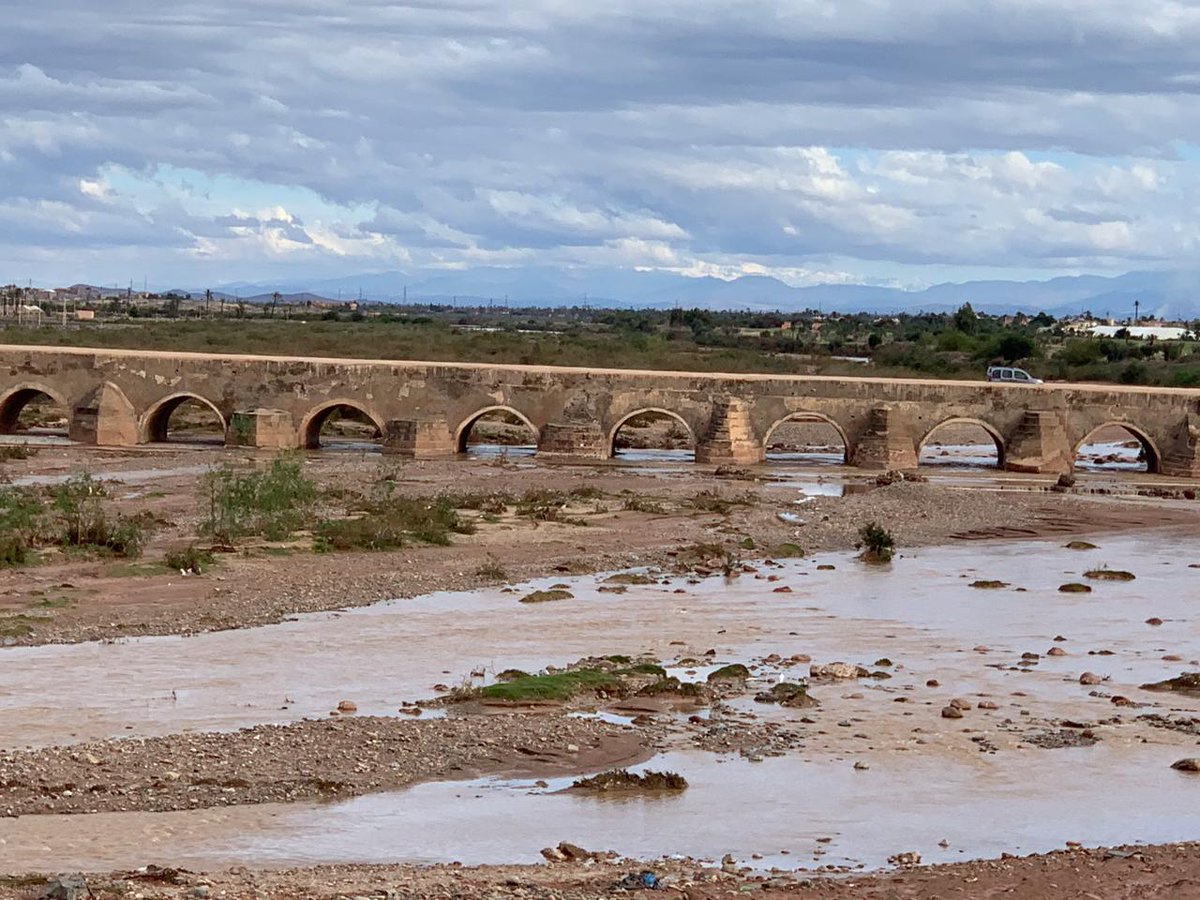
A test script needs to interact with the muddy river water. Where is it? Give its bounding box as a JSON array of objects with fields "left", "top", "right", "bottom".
[{"left": 2, "top": 529, "right": 1199, "bottom": 872}]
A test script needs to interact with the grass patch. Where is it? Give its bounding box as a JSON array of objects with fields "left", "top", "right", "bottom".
[
  {"left": 0, "top": 445, "right": 38, "bottom": 462},
  {"left": 315, "top": 493, "right": 475, "bottom": 552},
  {"left": 477, "top": 668, "right": 624, "bottom": 702}
]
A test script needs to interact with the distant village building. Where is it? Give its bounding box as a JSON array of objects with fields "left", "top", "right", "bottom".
[{"left": 1088, "top": 324, "right": 1192, "bottom": 340}]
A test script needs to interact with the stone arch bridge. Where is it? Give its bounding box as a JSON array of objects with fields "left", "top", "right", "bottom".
[{"left": 2, "top": 345, "right": 1198, "bottom": 477}]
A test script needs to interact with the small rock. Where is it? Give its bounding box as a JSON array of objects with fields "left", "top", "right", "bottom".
[
  {"left": 949, "top": 697, "right": 972, "bottom": 710},
  {"left": 1171, "top": 758, "right": 1200, "bottom": 772},
  {"left": 941, "top": 706, "right": 964, "bottom": 719},
  {"left": 1146, "top": 617, "right": 1164, "bottom": 626},
  {"left": 1079, "top": 672, "right": 1103, "bottom": 685},
  {"left": 44, "top": 876, "right": 89, "bottom": 900},
  {"left": 977, "top": 700, "right": 999, "bottom": 710},
  {"left": 336, "top": 700, "right": 357, "bottom": 713},
  {"left": 1047, "top": 647, "right": 1067, "bottom": 656}
]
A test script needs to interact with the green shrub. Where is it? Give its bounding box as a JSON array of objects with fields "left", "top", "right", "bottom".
[
  {"left": 200, "top": 455, "right": 317, "bottom": 543},
  {"left": 857, "top": 522, "right": 895, "bottom": 563}
]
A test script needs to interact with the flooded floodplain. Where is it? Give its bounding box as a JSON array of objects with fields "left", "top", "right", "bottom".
[{"left": 2, "top": 528, "right": 1198, "bottom": 873}]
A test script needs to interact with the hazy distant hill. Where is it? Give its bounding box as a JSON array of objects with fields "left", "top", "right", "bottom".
[{"left": 204, "top": 267, "right": 1200, "bottom": 318}]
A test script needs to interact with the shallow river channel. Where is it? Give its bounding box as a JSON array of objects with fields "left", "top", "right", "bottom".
[{"left": 1, "top": 530, "right": 1198, "bottom": 872}]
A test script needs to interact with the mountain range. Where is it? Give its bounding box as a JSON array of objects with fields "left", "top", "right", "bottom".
[{"left": 201, "top": 267, "right": 1200, "bottom": 320}]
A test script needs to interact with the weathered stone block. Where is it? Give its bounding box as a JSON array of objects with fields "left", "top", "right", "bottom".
[
  {"left": 383, "top": 418, "right": 456, "bottom": 457},
  {"left": 536, "top": 422, "right": 608, "bottom": 459},
  {"left": 227, "top": 409, "right": 295, "bottom": 449},
  {"left": 1004, "top": 409, "right": 1072, "bottom": 474},
  {"left": 852, "top": 405, "right": 917, "bottom": 470},
  {"left": 69, "top": 382, "right": 138, "bottom": 446}
]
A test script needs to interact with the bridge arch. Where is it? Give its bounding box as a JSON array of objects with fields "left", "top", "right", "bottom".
[
  {"left": 918, "top": 417, "right": 1006, "bottom": 468},
  {"left": 608, "top": 407, "right": 696, "bottom": 459},
  {"left": 762, "top": 412, "right": 850, "bottom": 464},
  {"left": 142, "top": 393, "right": 227, "bottom": 444},
  {"left": 455, "top": 405, "right": 540, "bottom": 453},
  {"left": 0, "top": 383, "right": 70, "bottom": 435},
  {"left": 1074, "top": 421, "right": 1161, "bottom": 473},
  {"left": 300, "top": 400, "right": 386, "bottom": 450}
]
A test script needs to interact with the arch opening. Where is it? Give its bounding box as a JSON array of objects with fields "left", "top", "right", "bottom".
[
  {"left": 0, "top": 387, "right": 70, "bottom": 442},
  {"left": 1074, "top": 423, "right": 1159, "bottom": 474},
  {"left": 610, "top": 409, "right": 695, "bottom": 462},
  {"left": 763, "top": 413, "right": 849, "bottom": 466},
  {"left": 144, "top": 395, "right": 226, "bottom": 446},
  {"left": 457, "top": 407, "right": 537, "bottom": 458},
  {"left": 918, "top": 418, "right": 1004, "bottom": 469},
  {"left": 304, "top": 403, "right": 384, "bottom": 452}
]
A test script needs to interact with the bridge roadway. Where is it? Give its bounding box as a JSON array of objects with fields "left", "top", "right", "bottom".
[{"left": 0, "top": 344, "right": 1198, "bottom": 476}]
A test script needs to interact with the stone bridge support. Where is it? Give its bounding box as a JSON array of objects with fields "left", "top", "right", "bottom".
[{"left": 1003, "top": 410, "right": 1073, "bottom": 475}]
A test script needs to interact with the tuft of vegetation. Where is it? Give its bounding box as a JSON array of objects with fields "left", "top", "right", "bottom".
[
  {"left": 707, "top": 663, "right": 751, "bottom": 682},
  {"left": 0, "top": 445, "right": 37, "bottom": 462},
  {"left": 1084, "top": 568, "right": 1136, "bottom": 582},
  {"left": 476, "top": 668, "right": 625, "bottom": 702},
  {"left": 857, "top": 522, "right": 896, "bottom": 563},
  {"left": 753, "top": 681, "right": 819, "bottom": 708},
  {"left": 687, "top": 490, "right": 755, "bottom": 516},
  {"left": 769, "top": 542, "right": 806, "bottom": 558},
  {"left": 622, "top": 494, "right": 668, "bottom": 515},
  {"left": 475, "top": 556, "right": 508, "bottom": 581},
  {"left": 570, "top": 769, "right": 688, "bottom": 793},
  {"left": 200, "top": 455, "right": 317, "bottom": 543},
  {"left": 164, "top": 545, "right": 214, "bottom": 574},
  {"left": 519, "top": 588, "right": 574, "bottom": 604}
]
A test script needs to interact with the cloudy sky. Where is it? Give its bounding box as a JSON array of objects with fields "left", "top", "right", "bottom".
[{"left": 6, "top": 0, "right": 1200, "bottom": 291}]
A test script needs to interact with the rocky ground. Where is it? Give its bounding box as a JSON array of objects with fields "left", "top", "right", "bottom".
[
  {"left": 7, "top": 843, "right": 1200, "bottom": 899},
  {"left": 0, "top": 714, "right": 655, "bottom": 816}
]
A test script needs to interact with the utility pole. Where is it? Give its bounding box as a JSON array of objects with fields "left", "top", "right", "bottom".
[{"left": 1134, "top": 299, "right": 1141, "bottom": 325}]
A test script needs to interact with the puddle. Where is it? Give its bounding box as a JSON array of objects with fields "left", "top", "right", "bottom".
[{"left": 3, "top": 743, "right": 1197, "bottom": 874}]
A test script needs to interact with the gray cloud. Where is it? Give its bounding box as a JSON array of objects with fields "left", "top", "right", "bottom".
[{"left": 5, "top": 0, "right": 1200, "bottom": 285}]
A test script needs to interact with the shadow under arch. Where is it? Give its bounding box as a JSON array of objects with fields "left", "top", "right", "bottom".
[
  {"left": 918, "top": 416, "right": 1006, "bottom": 468},
  {"left": 0, "top": 383, "right": 70, "bottom": 435},
  {"left": 301, "top": 401, "right": 386, "bottom": 450},
  {"left": 762, "top": 412, "right": 850, "bottom": 464},
  {"left": 1073, "top": 421, "right": 1161, "bottom": 473},
  {"left": 454, "top": 405, "right": 539, "bottom": 453},
  {"left": 142, "top": 393, "right": 227, "bottom": 444},
  {"left": 607, "top": 407, "right": 695, "bottom": 459}
]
